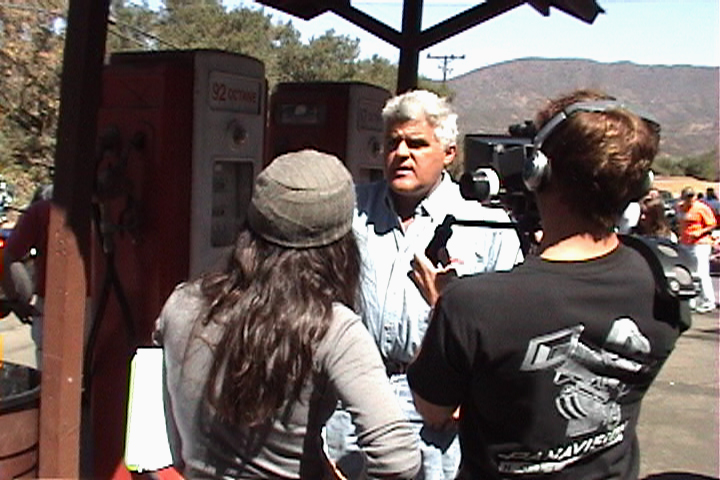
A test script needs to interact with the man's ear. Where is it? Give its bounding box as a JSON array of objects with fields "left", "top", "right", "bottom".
[{"left": 443, "top": 145, "right": 457, "bottom": 167}]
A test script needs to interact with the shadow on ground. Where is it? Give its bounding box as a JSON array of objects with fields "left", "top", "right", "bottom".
[{"left": 643, "top": 473, "right": 719, "bottom": 480}]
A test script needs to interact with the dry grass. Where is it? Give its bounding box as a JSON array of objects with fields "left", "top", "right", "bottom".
[{"left": 652, "top": 175, "right": 720, "bottom": 198}]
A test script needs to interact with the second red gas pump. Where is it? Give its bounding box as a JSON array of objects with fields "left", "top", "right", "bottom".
[{"left": 267, "top": 81, "right": 391, "bottom": 183}]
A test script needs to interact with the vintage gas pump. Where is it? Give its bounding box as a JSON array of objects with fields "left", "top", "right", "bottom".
[
  {"left": 266, "top": 82, "right": 390, "bottom": 183},
  {"left": 88, "top": 49, "right": 266, "bottom": 479}
]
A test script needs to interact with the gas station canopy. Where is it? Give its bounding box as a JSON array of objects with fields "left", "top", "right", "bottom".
[{"left": 254, "top": 0, "right": 605, "bottom": 91}]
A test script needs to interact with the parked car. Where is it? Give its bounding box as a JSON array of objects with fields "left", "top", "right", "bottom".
[
  {"left": 0, "top": 226, "right": 12, "bottom": 249},
  {"left": 711, "top": 230, "right": 720, "bottom": 276}
]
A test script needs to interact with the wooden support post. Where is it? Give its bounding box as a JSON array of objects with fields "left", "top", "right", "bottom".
[
  {"left": 397, "top": 0, "right": 423, "bottom": 93},
  {"left": 39, "top": 0, "right": 109, "bottom": 476}
]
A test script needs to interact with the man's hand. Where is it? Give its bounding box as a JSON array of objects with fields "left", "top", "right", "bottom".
[
  {"left": 410, "top": 251, "right": 457, "bottom": 307},
  {"left": 694, "top": 225, "right": 717, "bottom": 240},
  {"left": 411, "top": 391, "right": 458, "bottom": 431}
]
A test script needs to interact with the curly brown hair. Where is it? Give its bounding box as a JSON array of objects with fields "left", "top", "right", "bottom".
[
  {"left": 534, "top": 89, "right": 660, "bottom": 233},
  {"left": 197, "top": 228, "right": 361, "bottom": 427}
]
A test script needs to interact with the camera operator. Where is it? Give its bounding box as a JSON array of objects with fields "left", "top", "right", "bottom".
[{"left": 407, "top": 89, "right": 681, "bottom": 479}]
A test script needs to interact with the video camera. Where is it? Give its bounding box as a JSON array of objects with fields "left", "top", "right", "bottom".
[
  {"left": 457, "top": 121, "right": 542, "bottom": 252},
  {"left": 432, "top": 116, "right": 698, "bottom": 333},
  {"left": 460, "top": 121, "right": 536, "bottom": 202},
  {"left": 424, "top": 121, "right": 540, "bottom": 263}
]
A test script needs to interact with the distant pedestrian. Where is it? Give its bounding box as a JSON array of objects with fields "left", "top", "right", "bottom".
[
  {"left": 677, "top": 186, "right": 717, "bottom": 313},
  {"left": 703, "top": 187, "right": 720, "bottom": 223},
  {"left": 635, "top": 194, "right": 677, "bottom": 242},
  {"left": 2, "top": 185, "right": 53, "bottom": 368}
]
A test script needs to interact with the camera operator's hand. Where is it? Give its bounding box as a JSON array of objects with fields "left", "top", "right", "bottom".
[{"left": 410, "top": 251, "right": 457, "bottom": 307}]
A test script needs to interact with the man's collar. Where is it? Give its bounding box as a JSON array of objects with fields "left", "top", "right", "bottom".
[
  {"left": 418, "top": 172, "right": 452, "bottom": 221},
  {"left": 382, "top": 172, "right": 451, "bottom": 221}
]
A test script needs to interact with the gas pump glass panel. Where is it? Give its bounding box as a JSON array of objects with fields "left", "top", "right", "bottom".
[
  {"left": 365, "top": 168, "right": 385, "bottom": 182},
  {"left": 278, "top": 103, "right": 326, "bottom": 125},
  {"left": 211, "top": 160, "right": 254, "bottom": 247}
]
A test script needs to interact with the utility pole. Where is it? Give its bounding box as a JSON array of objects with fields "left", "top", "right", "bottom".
[{"left": 426, "top": 53, "right": 465, "bottom": 84}]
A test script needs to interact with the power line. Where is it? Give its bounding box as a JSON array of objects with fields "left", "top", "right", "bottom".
[
  {"left": 107, "top": 25, "right": 154, "bottom": 50},
  {"left": 107, "top": 14, "right": 180, "bottom": 49},
  {"left": 427, "top": 53, "right": 464, "bottom": 83},
  {"left": 0, "top": 3, "right": 179, "bottom": 51}
]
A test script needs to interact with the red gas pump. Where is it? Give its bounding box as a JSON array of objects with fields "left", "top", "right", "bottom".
[
  {"left": 267, "top": 81, "right": 391, "bottom": 183},
  {"left": 88, "top": 49, "right": 266, "bottom": 479}
]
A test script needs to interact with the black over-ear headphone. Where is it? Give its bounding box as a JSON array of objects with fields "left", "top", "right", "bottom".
[{"left": 522, "top": 99, "right": 661, "bottom": 192}]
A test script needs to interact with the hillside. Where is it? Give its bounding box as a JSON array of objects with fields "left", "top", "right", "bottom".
[{"left": 447, "top": 58, "right": 719, "bottom": 158}]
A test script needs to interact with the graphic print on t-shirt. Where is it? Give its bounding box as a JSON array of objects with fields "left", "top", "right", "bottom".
[
  {"left": 521, "top": 320, "right": 649, "bottom": 437},
  {"left": 497, "top": 318, "right": 651, "bottom": 474}
]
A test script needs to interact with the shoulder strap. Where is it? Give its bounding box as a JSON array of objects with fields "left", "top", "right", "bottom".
[{"left": 619, "top": 234, "right": 699, "bottom": 332}]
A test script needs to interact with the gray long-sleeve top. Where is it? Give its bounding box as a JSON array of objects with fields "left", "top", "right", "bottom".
[{"left": 154, "top": 281, "right": 420, "bottom": 479}]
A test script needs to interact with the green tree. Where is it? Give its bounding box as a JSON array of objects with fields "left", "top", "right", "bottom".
[
  {"left": 0, "top": 1, "right": 65, "bottom": 206},
  {"left": 653, "top": 149, "right": 719, "bottom": 182},
  {"left": 418, "top": 78, "right": 453, "bottom": 99},
  {"left": 652, "top": 156, "right": 684, "bottom": 177},
  {"left": 108, "top": 0, "right": 171, "bottom": 52},
  {"left": 113, "top": 1, "right": 400, "bottom": 93},
  {"left": 354, "top": 54, "right": 397, "bottom": 94},
  {"left": 682, "top": 149, "right": 719, "bottom": 181},
  {"left": 0, "top": 0, "right": 407, "bottom": 206},
  {"left": 275, "top": 29, "right": 361, "bottom": 83}
]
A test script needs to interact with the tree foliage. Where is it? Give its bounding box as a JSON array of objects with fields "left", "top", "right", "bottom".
[
  {"left": 111, "top": 2, "right": 396, "bottom": 92},
  {"left": 354, "top": 54, "right": 398, "bottom": 94},
  {"left": 0, "top": 1, "right": 65, "bottom": 205},
  {"left": 276, "top": 30, "right": 360, "bottom": 83},
  {"left": 0, "top": 0, "right": 466, "bottom": 205},
  {"left": 108, "top": 0, "right": 168, "bottom": 51},
  {"left": 652, "top": 149, "right": 719, "bottom": 182}
]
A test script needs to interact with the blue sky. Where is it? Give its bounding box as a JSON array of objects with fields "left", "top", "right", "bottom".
[{"left": 233, "top": 0, "right": 720, "bottom": 79}]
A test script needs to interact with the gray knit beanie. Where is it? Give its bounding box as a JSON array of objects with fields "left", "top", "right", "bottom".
[{"left": 247, "top": 150, "right": 355, "bottom": 248}]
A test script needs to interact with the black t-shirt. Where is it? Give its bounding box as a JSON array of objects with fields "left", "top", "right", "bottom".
[{"left": 408, "top": 245, "right": 680, "bottom": 480}]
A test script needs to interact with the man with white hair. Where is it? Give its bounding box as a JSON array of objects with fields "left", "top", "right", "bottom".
[{"left": 326, "top": 90, "right": 522, "bottom": 480}]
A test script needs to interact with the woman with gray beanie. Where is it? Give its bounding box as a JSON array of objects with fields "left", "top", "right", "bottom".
[{"left": 154, "top": 150, "right": 420, "bottom": 479}]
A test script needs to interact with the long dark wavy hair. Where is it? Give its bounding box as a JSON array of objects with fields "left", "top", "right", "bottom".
[{"left": 197, "top": 228, "right": 361, "bottom": 427}]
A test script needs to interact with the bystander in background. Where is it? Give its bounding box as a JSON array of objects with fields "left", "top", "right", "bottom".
[
  {"left": 634, "top": 194, "right": 677, "bottom": 242},
  {"left": 677, "top": 186, "right": 717, "bottom": 313},
  {"left": 702, "top": 187, "right": 720, "bottom": 224},
  {"left": 1, "top": 184, "right": 52, "bottom": 367}
]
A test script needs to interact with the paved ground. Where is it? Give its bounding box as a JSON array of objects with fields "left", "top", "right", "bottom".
[
  {"left": 637, "top": 306, "right": 719, "bottom": 480},
  {"left": 1, "top": 278, "right": 719, "bottom": 479}
]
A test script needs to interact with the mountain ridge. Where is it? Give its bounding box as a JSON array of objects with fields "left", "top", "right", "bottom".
[{"left": 447, "top": 58, "right": 719, "bottom": 158}]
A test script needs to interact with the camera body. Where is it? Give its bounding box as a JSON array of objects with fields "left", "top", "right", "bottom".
[
  {"left": 461, "top": 133, "right": 530, "bottom": 202},
  {"left": 460, "top": 122, "right": 540, "bottom": 246},
  {"left": 461, "top": 120, "right": 535, "bottom": 202},
  {"left": 457, "top": 120, "right": 697, "bottom": 332}
]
